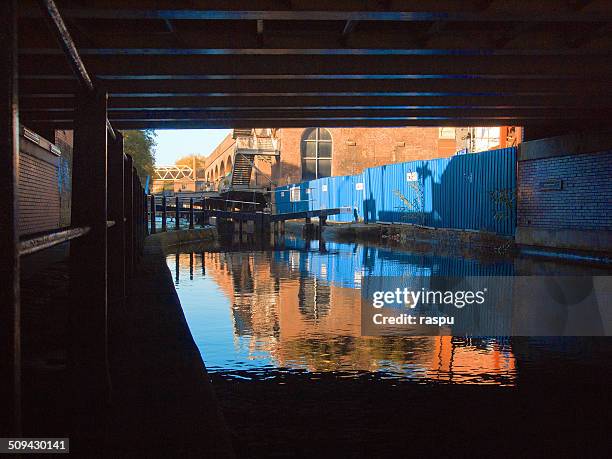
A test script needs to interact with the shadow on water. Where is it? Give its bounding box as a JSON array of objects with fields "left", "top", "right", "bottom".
[{"left": 167, "top": 234, "right": 612, "bottom": 457}]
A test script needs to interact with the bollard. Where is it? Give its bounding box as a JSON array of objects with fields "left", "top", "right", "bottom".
[
  {"left": 175, "top": 196, "right": 180, "bottom": 231},
  {"left": 189, "top": 198, "right": 195, "bottom": 229},
  {"left": 161, "top": 196, "right": 167, "bottom": 232}
]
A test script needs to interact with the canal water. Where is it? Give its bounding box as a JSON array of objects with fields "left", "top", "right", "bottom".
[
  {"left": 166, "top": 235, "right": 611, "bottom": 386},
  {"left": 166, "top": 235, "right": 612, "bottom": 456}
]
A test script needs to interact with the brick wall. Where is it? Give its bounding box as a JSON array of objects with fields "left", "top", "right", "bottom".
[
  {"left": 275, "top": 127, "right": 450, "bottom": 185},
  {"left": 518, "top": 151, "right": 612, "bottom": 231},
  {"left": 516, "top": 132, "right": 612, "bottom": 253}
]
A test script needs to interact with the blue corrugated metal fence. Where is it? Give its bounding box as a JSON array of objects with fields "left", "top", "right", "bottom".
[{"left": 274, "top": 147, "right": 517, "bottom": 235}]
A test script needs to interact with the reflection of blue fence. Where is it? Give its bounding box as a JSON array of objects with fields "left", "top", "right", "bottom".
[
  {"left": 274, "top": 147, "right": 517, "bottom": 235},
  {"left": 274, "top": 238, "right": 514, "bottom": 289}
]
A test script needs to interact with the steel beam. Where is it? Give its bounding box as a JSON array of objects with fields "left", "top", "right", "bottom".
[
  {"left": 0, "top": 0, "right": 21, "bottom": 437},
  {"left": 107, "top": 131, "right": 125, "bottom": 304},
  {"left": 17, "top": 54, "right": 612, "bottom": 78},
  {"left": 19, "top": 94, "right": 612, "bottom": 110},
  {"left": 18, "top": 75, "right": 612, "bottom": 97},
  {"left": 35, "top": 107, "right": 607, "bottom": 120},
  {"left": 124, "top": 155, "right": 134, "bottom": 277},
  {"left": 23, "top": 45, "right": 612, "bottom": 56},
  {"left": 20, "top": 7, "right": 612, "bottom": 22},
  {"left": 69, "top": 88, "right": 109, "bottom": 443},
  {"left": 36, "top": 0, "right": 93, "bottom": 91},
  {"left": 25, "top": 117, "right": 606, "bottom": 130}
]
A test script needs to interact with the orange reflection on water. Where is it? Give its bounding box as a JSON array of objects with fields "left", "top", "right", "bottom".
[{"left": 173, "top": 249, "right": 516, "bottom": 385}]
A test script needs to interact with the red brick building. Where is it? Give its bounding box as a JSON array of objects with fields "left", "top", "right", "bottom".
[{"left": 203, "top": 126, "right": 521, "bottom": 188}]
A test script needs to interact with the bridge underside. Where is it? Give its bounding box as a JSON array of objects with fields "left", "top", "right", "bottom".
[{"left": 17, "top": 0, "right": 612, "bottom": 131}]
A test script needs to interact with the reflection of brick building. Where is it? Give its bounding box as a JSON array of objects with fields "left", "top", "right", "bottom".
[
  {"left": 186, "top": 248, "right": 516, "bottom": 381},
  {"left": 203, "top": 126, "right": 521, "bottom": 187}
]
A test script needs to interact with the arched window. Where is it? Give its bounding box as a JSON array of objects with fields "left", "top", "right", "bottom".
[
  {"left": 220, "top": 160, "right": 225, "bottom": 177},
  {"left": 301, "top": 128, "right": 332, "bottom": 181},
  {"left": 227, "top": 155, "right": 233, "bottom": 173},
  {"left": 214, "top": 165, "right": 219, "bottom": 180}
]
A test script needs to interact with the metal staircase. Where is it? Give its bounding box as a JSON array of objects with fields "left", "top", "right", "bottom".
[
  {"left": 231, "top": 152, "right": 255, "bottom": 187},
  {"left": 228, "top": 129, "right": 280, "bottom": 190}
]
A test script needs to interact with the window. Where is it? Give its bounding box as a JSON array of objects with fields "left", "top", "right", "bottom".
[
  {"left": 301, "top": 128, "right": 332, "bottom": 180},
  {"left": 439, "top": 127, "right": 456, "bottom": 140}
]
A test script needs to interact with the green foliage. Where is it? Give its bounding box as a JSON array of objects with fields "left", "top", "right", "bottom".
[
  {"left": 490, "top": 188, "right": 516, "bottom": 221},
  {"left": 122, "top": 130, "right": 157, "bottom": 180}
]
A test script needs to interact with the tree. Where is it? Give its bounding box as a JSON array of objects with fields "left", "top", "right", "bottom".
[{"left": 122, "top": 130, "right": 156, "bottom": 180}]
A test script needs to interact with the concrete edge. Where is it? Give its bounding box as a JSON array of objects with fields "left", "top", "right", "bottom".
[
  {"left": 145, "top": 227, "right": 217, "bottom": 255},
  {"left": 518, "top": 130, "right": 612, "bottom": 161},
  {"left": 516, "top": 226, "right": 612, "bottom": 255},
  {"left": 139, "top": 229, "right": 235, "bottom": 457}
]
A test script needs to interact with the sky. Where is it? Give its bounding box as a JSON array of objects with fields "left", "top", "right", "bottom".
[{"left": 153, "top": 129, "right": 231, "bottom": 166}]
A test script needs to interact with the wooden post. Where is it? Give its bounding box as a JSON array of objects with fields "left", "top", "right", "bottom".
[
  {"left": 189, "top": 198, "right": 195, "bottom": 229},
  {"left": 175, "top": 196, "right": 180, "bottom": 230},
  {"left": 202, "top": 199, "right": 210, "bottom": 226},
  {"left": 69, "top": 88, "right": 110, "bottom": 429},
  {"left": 107, "top": 132, "right": 125, "bottom": 303},
  {"left": 124, "top": 155, "right": 134, "bottom": 276},
  {"left": 161, "top": 196, "right": 167, "bottom": 232},
  {"left": 150, "top": 194, "right": 156, "bottom": 234},
  {"left": 0, "top": 0, "right": 21, "bottom": 435}
]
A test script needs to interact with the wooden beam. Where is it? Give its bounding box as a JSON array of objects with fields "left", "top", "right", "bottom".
[{"left": 0, "top": 0, "right": 21, "bottom": 437}]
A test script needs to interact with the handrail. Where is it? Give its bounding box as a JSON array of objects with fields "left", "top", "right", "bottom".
[
  {"left": 237, "top": 153, "right": 274, "bottom": 186},
  {"left": 19, "top": 226, "right": 91, "bottom": 257}
]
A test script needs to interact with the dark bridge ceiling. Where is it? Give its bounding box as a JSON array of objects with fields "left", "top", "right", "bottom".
[{"left": 17, "top": 0, "right": 612, "bottom": 130}]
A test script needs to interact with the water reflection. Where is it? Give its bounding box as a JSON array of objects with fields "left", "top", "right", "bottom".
[{"left": 168, "top": 237, "right": 522, "bottom": 385}]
